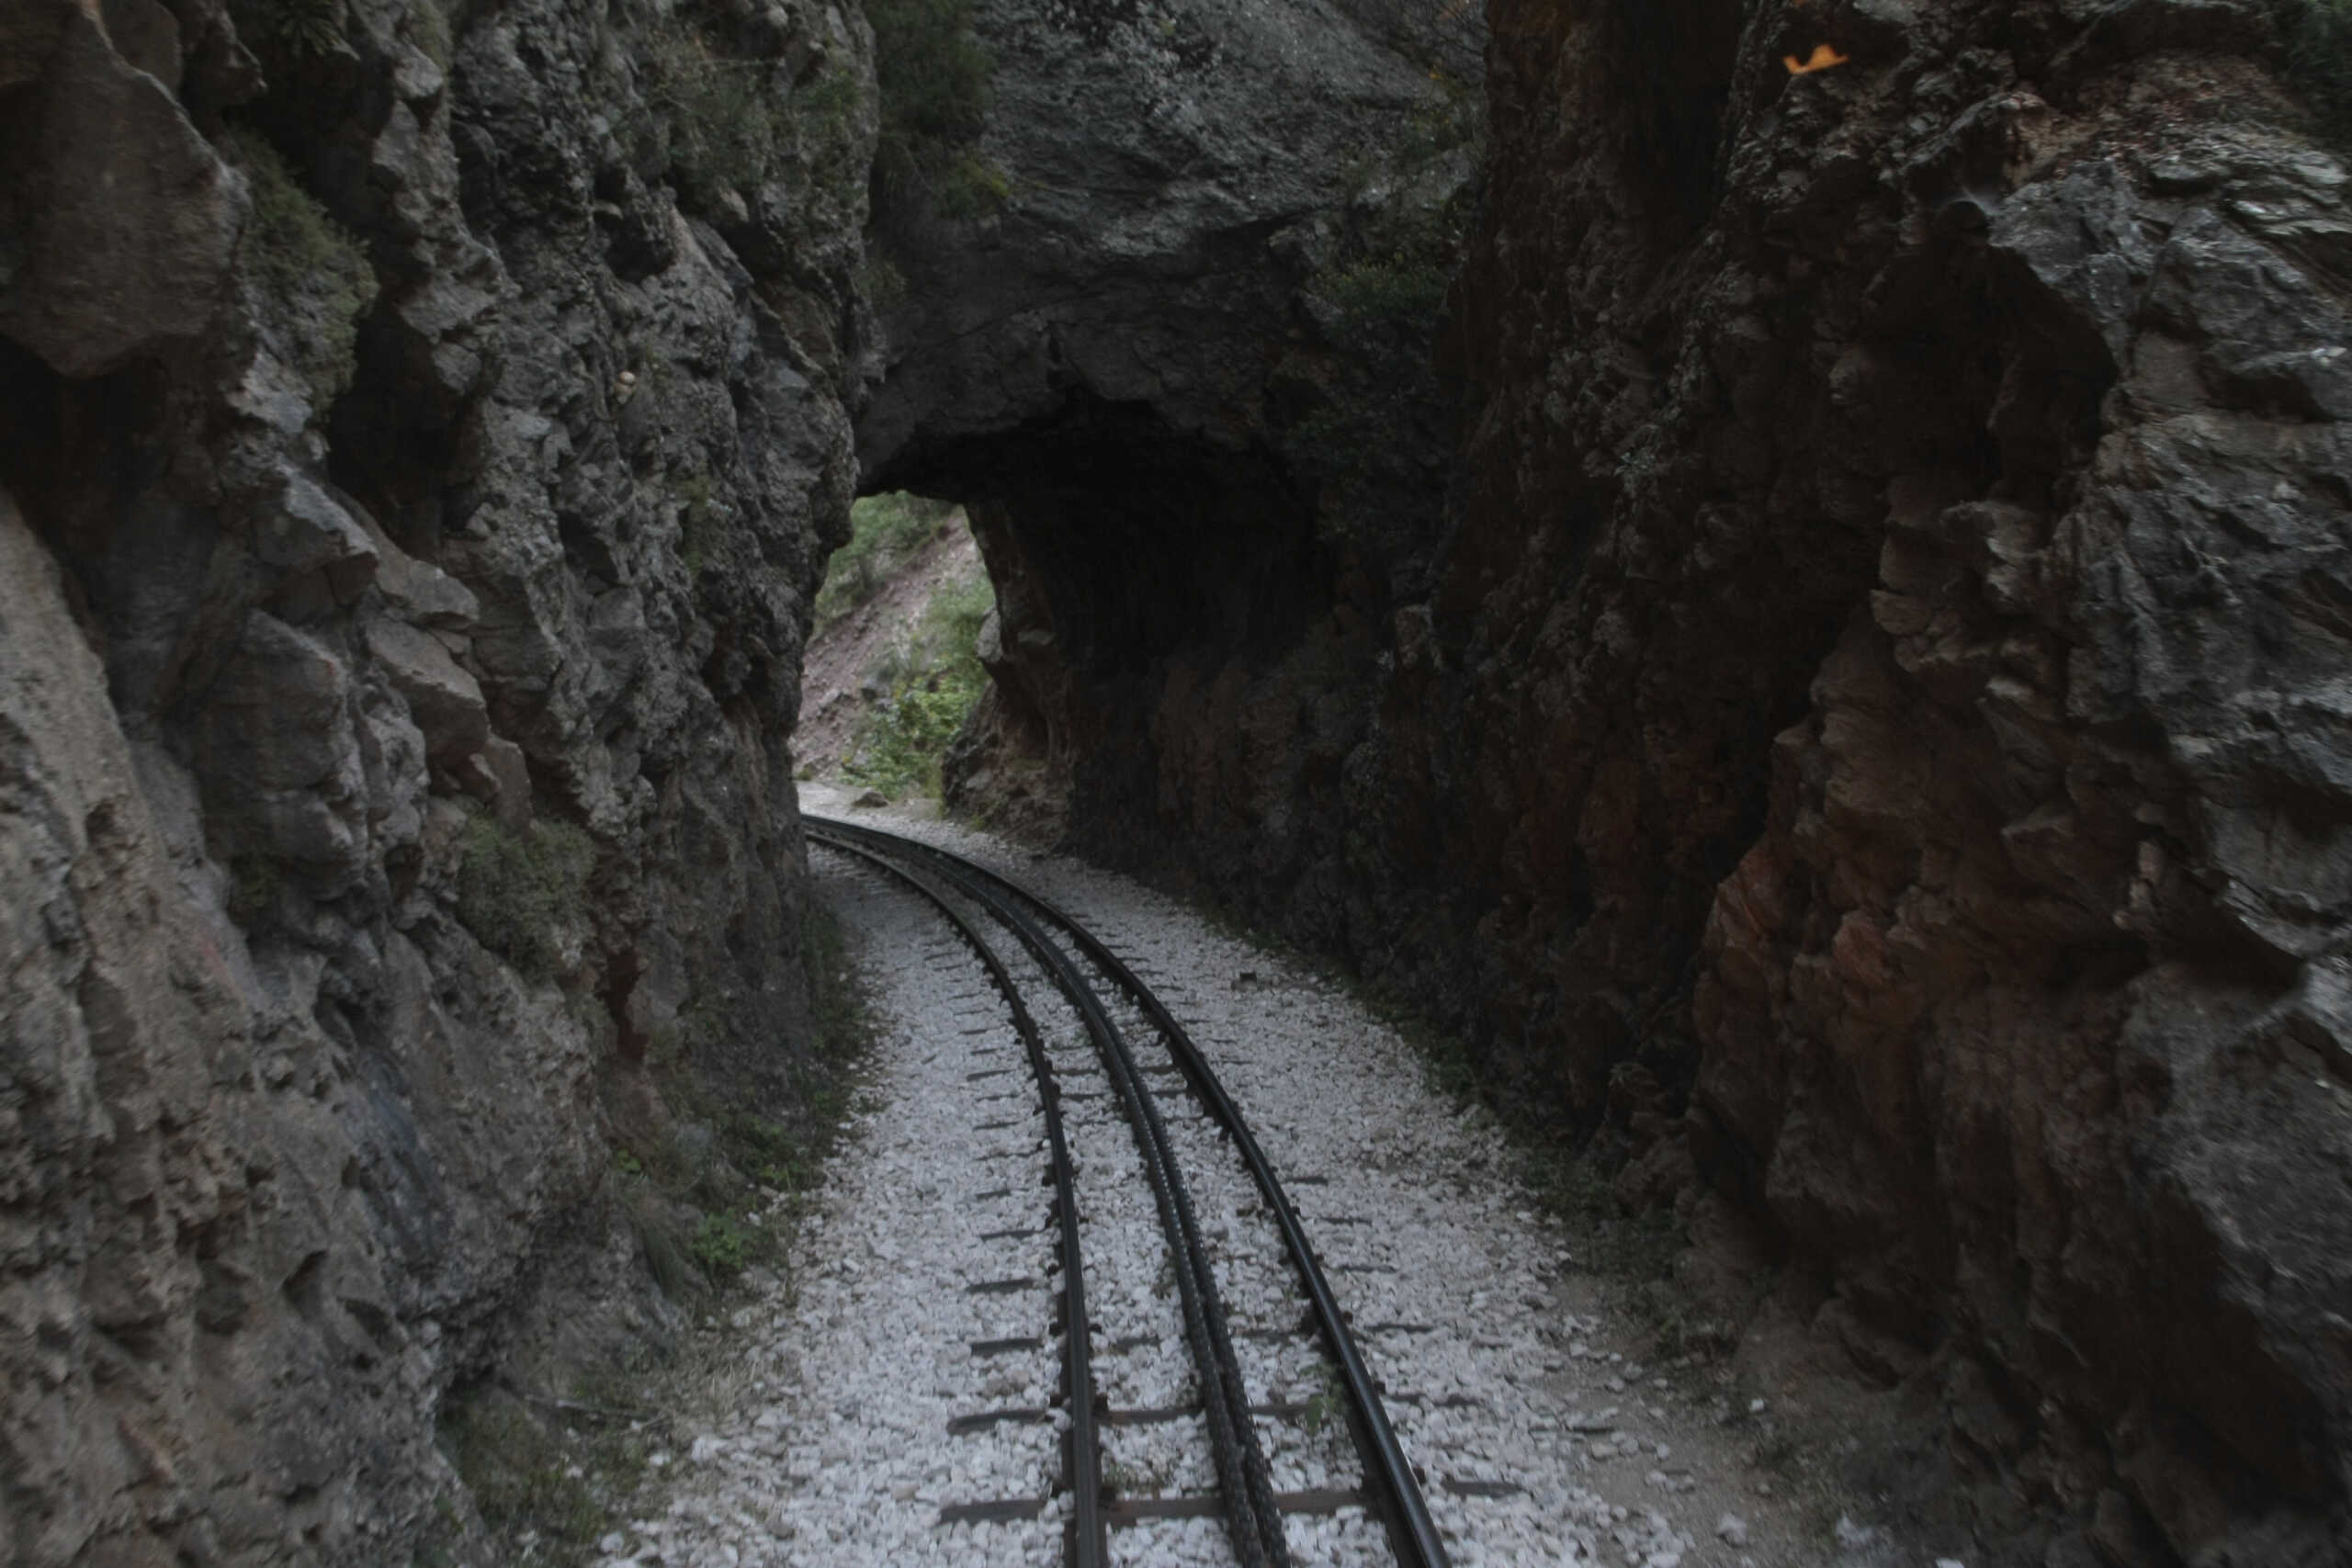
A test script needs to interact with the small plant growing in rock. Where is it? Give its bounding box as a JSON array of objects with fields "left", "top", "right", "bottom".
[
  {"left": 866, "top": 0, "right": 996, "bottom": 215},
  {"left": 229, "top": 0, "right": 347, "bottom": 58},
  {"left": 635, "top": 15, "right": 865, "bottom": 205},
  {"left": 2285, "top": 0, "right": 2352, "bottom": 143},
  {"left": 688, "top": 1212, "right": 751, "bottom": 1278},
  {"left": 856, "top": 254, "right": 911, "bottom": 311},
  {"left": 219, "top": 129, "right": 378, "bottom": 404},
  {"left": 405, "top": 0, "right": 453, "bottom": 67},
  {"left": 225, "top": 853, "right": 282, "bottom": 926},
  {"left": 444, "top": 1395, "right": 616, "bottom": 1560},
  {"left": 1302, "top": 1363, "right": 1347, "bottom": 1436},
  {"left": 454, "top": 814, "right": 599, "bottom": 979},
  {"left": 929, "top": 150, "right": 1013, "bottom": 219}
]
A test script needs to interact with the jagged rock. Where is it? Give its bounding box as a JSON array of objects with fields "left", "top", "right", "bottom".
[
  {"left": 0, "top": 2, "right": 238, "bottom": 376},
  {"left": 254, "top": 471, "right": 380, "bottom": 603},
  {"left": 0, "top": 0, "right": 878, "bottom": 1556},
  {"left": 365, "top": 615, "right": 490, "bottom": 767},
  {"left": 194, "top": 609, "right": 371, "bottom": 885}
]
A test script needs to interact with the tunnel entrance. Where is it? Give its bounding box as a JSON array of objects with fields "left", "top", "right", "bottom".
[{"left": 809, "top": 387, "right": 1352, "bottom": 853}]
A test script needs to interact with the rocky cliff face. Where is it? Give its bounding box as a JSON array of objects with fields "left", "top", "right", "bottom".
[
  {"left": 882, "top": 0, "right": 2352, "bottom": 1559},
  {"left": 857, "top": 0, "right": 1482, "bottom": 832},
  {"left": 1434, "top": 2, "right": 2352, "bottom": 1557},
  {"left": 0, "top": 0, "right": 872, "bottom": 1559}
]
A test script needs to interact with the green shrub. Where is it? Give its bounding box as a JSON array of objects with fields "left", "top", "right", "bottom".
[
  {"left": 930, "top": 151, "right": 1012, "bottom": 219},
  {"left": 637, "top": 17, "right": 865, "bottom": 200},
  {"left": 445, "top": 1397, "right": 611, "bottom": 1557},
  {"left": 856, "top": 254, "right": 910, "bottom": 311},
  {"left": 226, "top": 854, "right": 282, "bottom": 925},
  {"left": 455, "top": 815, "right": 599, "bottom": 978},
  {"left": 800, "top": 897, "right": 870, "bottom": 1067},
  {"left": 229, "top": 0, "right": 346, "bottom": 57},
  {"left": 406, "top": 0, "right": 452, "bottom": 67},
  {"left": 220, "top": 129, "right": 377, "bottom": 403},
  {"left": 2285, "top": 0, "right": 2352, "bottom": 143},
  {"left": 688, "top": 1213, "right": 751, "bottom": 1277},
  {"left": 641, "top": 19, "right": 784, "bottom": 197},
  {"left": 811, "top": 491, "right": 961, "bottom": 629},
  {"left": 865, "top": 0, "right": 994, "bottom": 209},
  {"left": 1324, "top": 254, "right": 1452, "bottom": 329},
  {"left": 842, "top": 568, "right": 993, "bottom": 799}
]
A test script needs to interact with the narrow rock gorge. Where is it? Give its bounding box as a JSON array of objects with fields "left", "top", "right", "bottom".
[
  {"left": 8, "top": 0, "right": 2352, "bottom": 1561},
  {"left": 876, "top": 0, "right": 2352, "bottom": 1562}
]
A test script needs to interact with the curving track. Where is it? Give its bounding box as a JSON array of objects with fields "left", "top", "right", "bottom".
[{"left": 806, "top": 817, "right": 1448, "bottom": 1568}]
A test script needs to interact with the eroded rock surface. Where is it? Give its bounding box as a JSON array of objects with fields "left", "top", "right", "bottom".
[
  {"left": 0, "top": 0, "right": 876, "bottom": 1559},
  {"left": 862, "top": 0, "right": 1482, "bottom": 829}
]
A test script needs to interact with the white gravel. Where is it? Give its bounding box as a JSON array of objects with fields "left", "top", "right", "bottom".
[{"left": 616, "top": 795, "right": 1836, "bottom": 1568}]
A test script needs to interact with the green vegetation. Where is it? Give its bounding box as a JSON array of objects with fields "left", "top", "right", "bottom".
[
  {"left": 446, "top": 1393, "right": 647, "bottom": 1566},
  {"left": 637, "top": 14, "right": 865, "bottom": 201},
  {"left": 674, "top": 468, "right": 722, "bottom": 578},
  {"left": 1302, "top": 1363, "right": 1346, "bottom": 1437},
  {"left": 1310, "top": 174, "right": 1473, "bottom": 348},
  {"left": 1285, "top": 72, "right": 1479, "bottom": 541},
  {"left": 689, "top": 1212, "right": 752, "bottom": 1277},
  {"left": 865, "top": 0, "right": 1001, "bottom": 214},
  {"left": 220, "top": 129, "right": 378, "bottom": 404},
  {"left": 225, "top": 854, "right": 281, "bottom": 926},
  {"left": 230, "top": 0, "right": 347, "bottom": 57},
  {"left": 611, "top": 901, "right": 875, "bottom": 1303},
  {"left": 1322, "top": 251, "right": 1453, "bottom": 336},
  {"left": 929, "top": 151, "right": 1013, "bottom": 219},
  {"left": 455, "top": 815, "right": 599, "bottom": 979},
  {"left": 855, "top": 254, "right": 911, "bottom": 311},
  {"left": 812, "top": 491, "right": 963, "bottom": 630},
  {"left": 2285, "top": 0, "right": 2352, "bottom": 143},
  {"left": 842, "top": 566, "right": 994, "bottom": 799},
  {"left": 405, "top": 0, "right": 452, "bottom": 68},
  {"left": 445, "top": 847, "right": 880, "bottom": 1564}
]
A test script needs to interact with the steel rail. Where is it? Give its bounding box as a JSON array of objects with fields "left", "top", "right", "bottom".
[
  {"left": 811, "top": 822, "right": 1293, "bottom": 1568},
  {"left": 808, "top": 834, "right": 1106, "bottom": 1567},
  {"left": 807, "top": 814, "right": 1453, "bottom": 1568}
]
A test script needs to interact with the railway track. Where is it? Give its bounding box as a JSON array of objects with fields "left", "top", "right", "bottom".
[{"left": 806, "top": 816, "right": 1448, "bottom": 1568}]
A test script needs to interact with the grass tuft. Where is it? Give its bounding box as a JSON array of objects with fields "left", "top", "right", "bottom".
[
  {"left": 445, "top": 1393, "right": 642, "bottom": 1564},
  {"left": 868, "top": 0, "right": 993, "bottom": 188},
  {"left": 635, "top": 15, "right": 866, "bottom": 204},
  {"left": 455, "top": 815, "right": 599, "bottom": 980},
  {"left": 229, "top": 0, "right": 346, "bottom": 57},
  {"left": 2284, "top": 0, "right": 2352, "bottom": 143},
  {"left": 220, "top": 129, "right": 378, "bottom": 405}
]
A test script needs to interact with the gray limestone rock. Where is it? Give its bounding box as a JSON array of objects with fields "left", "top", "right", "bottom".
[
  {"left": 0, "top": 3, "right": 240, "bottom": 376},
  {"left": 0, "top": 0, "right": 878, "bottom": 1557}
]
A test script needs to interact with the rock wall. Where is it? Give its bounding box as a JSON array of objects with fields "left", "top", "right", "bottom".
[
  {"left": 883, "top": 0, "right": 2352, "bottom": 1558},
  {"left": 1430, "top": 1, "right": 2352, "bottom": 1556},
  {"left": 857, "top": 0, "right": 1481, "bottom": 831},
  {"left": 0, "top": 0, "right": 874, "bottom": 1559}
]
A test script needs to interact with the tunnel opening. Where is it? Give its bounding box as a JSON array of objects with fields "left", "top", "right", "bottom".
[
  {"left": 885, "top": 392, "right": 1329, "bottom": 676},
  {"left": 846, "top": 388, "right": 1343, "bottom": 857}
]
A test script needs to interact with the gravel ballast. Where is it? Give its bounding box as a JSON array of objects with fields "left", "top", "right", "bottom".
[{"left": 610, "top": 795, "right": 1849, "bottom": 1568}]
